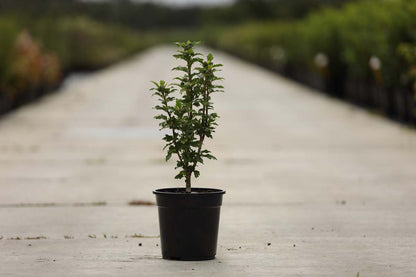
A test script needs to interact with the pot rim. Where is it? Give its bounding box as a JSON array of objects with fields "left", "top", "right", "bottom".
[{"left": 153, "top": 187, "right": 225, "bottom": 195}]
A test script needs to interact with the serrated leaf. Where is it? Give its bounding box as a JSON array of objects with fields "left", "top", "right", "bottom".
[
  {"left": 207, "top": 53, "right": 213, "bottom": 61},
  {"left": 194, "top": 170, "right": 200, "bottom": 178},
  {"left": 165, "top": 152, "right": 172, "bottom": 162}
]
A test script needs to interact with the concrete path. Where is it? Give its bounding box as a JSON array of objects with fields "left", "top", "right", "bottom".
[{"left": 1, "top": 46, "right": 416, "bottom": 276}]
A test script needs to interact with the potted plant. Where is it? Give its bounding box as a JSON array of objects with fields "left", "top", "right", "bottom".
[{"left": 151, "top": 41, "right": 225, "bottom": 260}]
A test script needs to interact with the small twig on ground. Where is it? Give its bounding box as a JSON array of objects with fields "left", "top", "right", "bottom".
[
  {"left": 126, "top": 233, "right": 159, "bottom": 238},
  {"left": 74, "top": 201, "right": 106, "bottom": 207},
  {"left": 24, "top": 236, "right": 47, "bottom": 240},
  {"left": 128, "top": 200, "right": 155, "bottom": 206}
]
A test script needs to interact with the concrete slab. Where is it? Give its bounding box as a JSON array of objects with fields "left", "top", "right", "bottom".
[{"left": 0, "top": 46, "right": 416, "bottom": 276}]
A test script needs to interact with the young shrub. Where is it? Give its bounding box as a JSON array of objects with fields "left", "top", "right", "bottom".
[{"left": 151, "top": 41, "right": 223, "bottom": 193}]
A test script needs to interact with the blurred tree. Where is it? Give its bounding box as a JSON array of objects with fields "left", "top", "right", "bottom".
[
  {"left": 0, "top": 0, "right": 353, "bottom": 30},
  {"left": 202, "top": 0, "right": 352, "bottom": 25}
]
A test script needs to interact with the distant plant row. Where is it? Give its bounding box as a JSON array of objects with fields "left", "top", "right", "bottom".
[
  {"left": 0, "top": 16, "right": 152, "bottom": 115},
  {"left": 207, "top": 0, "right": 416, "bottom": 124},
  {"left": 0, "top": 0, "right": 352, "bottom": 30}
]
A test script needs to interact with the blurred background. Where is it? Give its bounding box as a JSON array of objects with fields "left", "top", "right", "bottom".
[{"left": 0, "top": 0, "right": 415, "bottom": 125}]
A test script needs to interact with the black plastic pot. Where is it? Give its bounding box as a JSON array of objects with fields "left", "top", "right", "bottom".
[{"left": 153, "top": 188, "right": 225, "bottom": 261}]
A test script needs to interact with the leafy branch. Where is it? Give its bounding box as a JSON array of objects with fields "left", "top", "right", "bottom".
[{"left": 151, "top": 41, "right": 223, "bottom": 192}]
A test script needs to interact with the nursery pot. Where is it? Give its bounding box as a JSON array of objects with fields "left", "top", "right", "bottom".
[{"left": 153, "top": 188, "right": 225, "bottom": 260}]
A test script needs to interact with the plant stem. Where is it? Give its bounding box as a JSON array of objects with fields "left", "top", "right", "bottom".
[
  {"left": 185, "top": 172, "right": 191, "bottom": 193},
  {"left": 184, "top": 54, "right": 194, "bottom": 192}
]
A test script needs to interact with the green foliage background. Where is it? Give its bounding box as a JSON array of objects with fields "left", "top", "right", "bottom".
[
  {"left": 0, "top": 0, "right": 415, "bottom": 122},
  {"left": 206, "top": 0, "right": 416, "bottom": 123}
]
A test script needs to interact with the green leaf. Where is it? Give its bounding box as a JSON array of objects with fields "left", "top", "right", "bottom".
[
  {"left": 172, "top": 66, "right": 188, "bottom": 72},
  {"left": 165, "top": 152, "right": 172, "bottom": 162},
  {"left": 154, "top": 115, "right": 167, "bottom": 120},
  {"left": 203, "top": 154, "right": 217, "bottom": 160},
  {"left": 174, "top": 171, "right": 185, "bottom": 179},
  {"left": 207, "top": 53, "right": 213, "bottom": 62}
]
